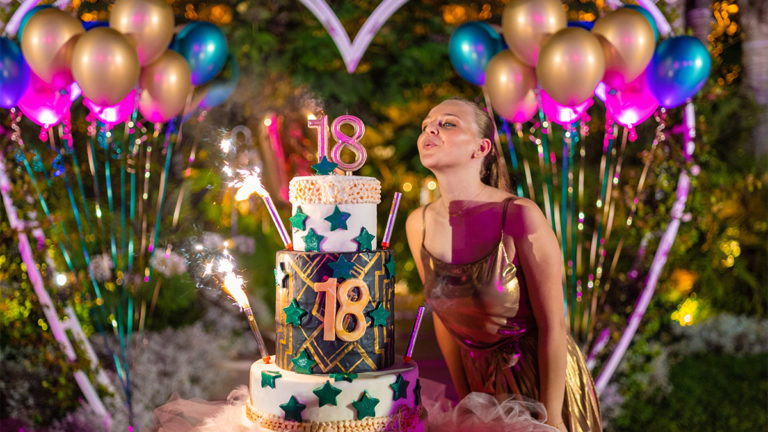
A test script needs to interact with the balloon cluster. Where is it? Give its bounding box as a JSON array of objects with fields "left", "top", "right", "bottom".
[
  {"left": 449, "top": 0, "right": 712, "bottom": 128},
  {"left": 0, "top": 0, "right": 239, "bottom": 127}
]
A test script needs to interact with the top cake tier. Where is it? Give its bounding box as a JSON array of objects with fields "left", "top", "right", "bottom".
[{"left": 289, "top": 175, "right": 381, "bottom": 253}]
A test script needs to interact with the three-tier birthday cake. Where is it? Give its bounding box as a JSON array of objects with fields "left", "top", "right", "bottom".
[{"left": 245, "top": 116, "right": 426, "bottom": 431}]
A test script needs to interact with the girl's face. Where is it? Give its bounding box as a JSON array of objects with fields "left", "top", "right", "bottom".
[{"left": 418, "top": 100, "right": 484, "bottom": 172}]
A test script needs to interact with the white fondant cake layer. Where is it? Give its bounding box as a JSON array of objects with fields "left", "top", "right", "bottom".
[
  {"left": 291, "top": 203, "right": 377, "bottom": 253},
  {"left": 249, "top": 357, "right": 420, "bottom": 424}
]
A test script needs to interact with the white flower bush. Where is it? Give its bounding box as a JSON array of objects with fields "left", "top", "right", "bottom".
[
  {"left": 150, "top": 251, "right": 188, "bottom": 277},
  {"left": 670, "top": 313, "right": 768, "bottom": 356}
]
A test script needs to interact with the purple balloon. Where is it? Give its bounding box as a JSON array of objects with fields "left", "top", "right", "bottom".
[
  {"left": 605, "top": 70, "right": 659, "bottom": 127},
  {"left": 0, "top": 37, "right": 31, "bottom": 108},
  {"left": 540, "top": 90, "right": 593, "bottom": 126},
  {"left": 17, "top": 72, "right": 73, "bottom": 127},
  {"left": 84, "top": 88, "right": 137, "bottom": 126}
]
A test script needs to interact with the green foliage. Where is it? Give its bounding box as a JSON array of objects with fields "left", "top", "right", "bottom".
[{"left": 614, "top": 353, "right": 768, "bottom": 431}]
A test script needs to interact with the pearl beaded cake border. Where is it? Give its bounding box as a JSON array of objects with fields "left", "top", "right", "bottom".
[{"left": 246, "top": 399, "right": 423, "bottom": 432}]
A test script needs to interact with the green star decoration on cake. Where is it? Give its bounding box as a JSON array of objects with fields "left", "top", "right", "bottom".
[
  {"left": 303, "top": 228, "right": 324, "bottom": 252},
  {"left": 324, "top": 205, "right": 351, "bottom": 231},
  {"left": 283, "top": 299, "right": 307, "bottom": 326},
  {"left": 312, "top": 156, "right": 338, "bottom": 175},
  {"left": 353, "top": 227, "right": 375, "bottom": 251},
  {"left": 330, "top": 372, "right": 358, "bottom": 382},
  {"left": 261, "top": 370, "right": 282, "bottom": 389},
  {"left": 352, "top": 391, "right": 380, "bottom": 420},
  {"left": 413, "top": 379, "right": 422, "bottom": 406},
  {"left": 328, "top": 254, "right": 355, "bottom": 279},
  {"left": 369, "top": 302, "right": 389, "bottom": 327},
  {"left": 385, "top": 256, "right": 396, "bottom": 279},
  {"left": 313, "top": 380, "right": 343, "bottom": 407},
  {"left": 389, "top": 374, "right": 409, "bottom": 401},
  {"left": 279, "top": 396, "right": 306, "bottom": 422},
  {"left": 291, "top": 349, "right": 317, "bottom": 374},
  {"left": 289, "top": 206, "right": 308, "bottom": 231}
]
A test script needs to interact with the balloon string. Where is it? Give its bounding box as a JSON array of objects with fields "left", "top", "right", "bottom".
[
  {"left": 147, "top": 118, "right": 177, "bottom": 282},
  {"left": 482, "top": 88, "right": 511, "bottom": 191},
  {"left": 576, "top": 122, "right": 587, "bottom": 339},
  {"left": 500, "top": 119, "right": 525, "bottom": 198},
  {"left": 127, "top": 122, "right": 145, "bottom": 273},
  {"left": 569, "top": 123, "right": 578, "bottom": 335},
  {"left": 138, "top": 124, "right": 159, "bottom": 282},
  {"left": 60, "top": 118, "right": 94, "bottom": 232},
  {"left": 594, "top": 127, "right": 628, "bottom": 292},
  {"left": 86, "top": 124, "right": 108, "bottom": 257},
  {"left": 515, "top": 125, "right": 536, "bottom": 200},
  {"left": 536, "top": 109, "right": 557, "bottom": 236},
  {"left": 560, "top": 125, "right": 570, "bottom": 329},
  {"left": 171, "top": 141, "right": 197, "bottom": 229},
  {"left": 99, "top": 124, "right": 118, "bottom": 267}
]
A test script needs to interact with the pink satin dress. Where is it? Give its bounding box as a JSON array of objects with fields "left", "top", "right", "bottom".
[{"left": 420, "top": 198, "right": 602, "bottom": 432}]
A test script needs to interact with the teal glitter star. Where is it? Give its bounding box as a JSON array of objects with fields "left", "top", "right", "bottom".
[
  {"left": 413, "top": 379, "right": 422, "bottom": 406},
  {"left": 330, "top": 372, "right": 358, "bottom": 382},
  {"left": 283, "top": 299, "right": 307, "bottom": 326},
  {"left": 261, "top": 370, "right": 282, "bottom": 388},
  {"left": 389, "top": 374, "right": 409, "bottom": 401},
  {"left": 279, "top": 396, "right": 306, "bottom": 422},
  {"left": 289, "top": 206, "right": 308, "bottom": 231},
  {"left": 353, "top": 227, "right": 375, "bottom": 251},
  {"left": 324, "top": 205, "right": 351, "bottom": 231},
  {"left": 313, "top": 380, "right": 342, "bottom": 407},
  {"left": 312, "top": 156, "right": 338, "bottom": 175},
  {"left": 352, "top": 391, "right": 380, "bottom": 420},
  {"left": 291, "top": 349, "right": 317, "bottom": 374},
  {"left": 385, "top": 256, "right": 396, "bottom": 279},
  {"left": 369, "top": 302, "right": 389, "bottom": 327},
  {"left": 328, "top": 254, "right": 354, "bottom": 279},
  {"left": 303, "top": 228, "right": 324, "bottom": 252}
]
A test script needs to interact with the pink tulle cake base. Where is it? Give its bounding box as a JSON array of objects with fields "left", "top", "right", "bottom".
[{"left": 152, "top": 379, "right": 559, "bottom": 432}]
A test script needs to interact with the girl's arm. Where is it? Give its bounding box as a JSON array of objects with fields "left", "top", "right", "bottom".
[
  {"left": 508, "top": 199, "right": 567, "bottom": 426},
  {"left": 405, "top": 207, "right": 470, "bottom": 399}
]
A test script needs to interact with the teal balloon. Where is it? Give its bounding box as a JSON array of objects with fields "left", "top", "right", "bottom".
[
  {"left": 17, "top": 5, "right": 53, "bottom": 43},
  {"left": 623, "top": 5, "right": 659, "bottom": 44},
  {"left": 200, "top": 54, "right": 239, "bottom": 109},
  {"left": 646, "top": 36, "right": 711, "bottom": 108},
  {"left": 449, "top": 22, "right": 503, "bottom": 86},
  {"left": 173, "top": 22, "right": 228, "bottom": 86},
  {"left": 0, "top": 37, "right": 31, "bottom": 108}
]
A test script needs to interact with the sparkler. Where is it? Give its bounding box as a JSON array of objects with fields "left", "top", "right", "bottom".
[
  {"left": 208, "top": 250, "right": 271, "bottom": 363},
  {"left": 233, "top": 169, "right": 292, "bottom": 250}
]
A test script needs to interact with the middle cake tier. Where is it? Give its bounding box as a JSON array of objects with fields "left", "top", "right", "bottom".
[{"left": 276, "top": 249, "right": 395, "bottom": 374}]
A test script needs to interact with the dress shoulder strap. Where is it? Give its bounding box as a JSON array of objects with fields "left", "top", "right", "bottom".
[{"left": 499, "top": 197, "right": 514, "bottom": 241}]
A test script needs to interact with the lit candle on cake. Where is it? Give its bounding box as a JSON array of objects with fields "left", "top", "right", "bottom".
[
  {"left": 235, "top": 169, "right": 293, "bottom": 250},
  {"left": 404, "top": 305, "right": 425, "bottom": 363},
  {"left": 381, "top": 192, "right": 402, "bottom": 249}
]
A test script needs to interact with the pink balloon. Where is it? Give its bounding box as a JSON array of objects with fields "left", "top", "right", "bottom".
[
  {"left": 17, "top": 72, "right": 73, "bottom": 127},
  {"left": 604, "top": 70, "right": 659, "bottom": 128},
  {"left": 84, "top": 89, "right": 137, "bottom": 126},
  {"left": 540, "top": 89, "right": 593, "bottom": 126}
]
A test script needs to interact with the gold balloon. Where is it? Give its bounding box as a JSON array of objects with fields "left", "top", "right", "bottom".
[
  {"left": 592, "top": 8, "right": 656, "bottom": 89},
  {"left": 138, "top": 51, "right": 192, "bottom": 123},
  {"left": 20, "top": 8, "right": 83, "bottom": 89},
  {"left": 72, "top": 28, "right": 140, "bottom": 106},
  {"left": 501, "top": 0, "right": 566, "bottom": 66},
  {"left": 110, "top": 0, "right": 174, "bottom": 66},
  {"left": 537, "top": 27, "right": 605, "bottom": 106},
  {"left": 485, "top": 51, "right": 537, "bottom": 122}
]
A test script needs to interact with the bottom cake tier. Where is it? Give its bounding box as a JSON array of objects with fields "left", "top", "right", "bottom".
[{"left": 248, "top": 356, "right": 426, "bottom": 432}]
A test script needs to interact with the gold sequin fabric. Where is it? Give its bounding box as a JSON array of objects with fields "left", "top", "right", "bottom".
[
  {"left": 245, "top": 400, "right": 424, "bottom": 432},
  {"left": 421, "top": 198, "right": 602, "bottom": 432},
  {"left": 289, "top": 176, "right": 381, "bottom": 205}
]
